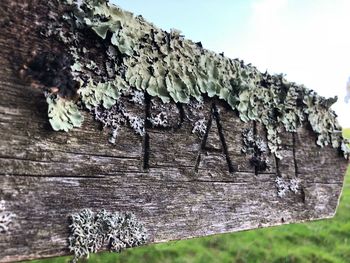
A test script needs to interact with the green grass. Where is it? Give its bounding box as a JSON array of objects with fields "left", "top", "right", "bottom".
[
  {"left": 343, "top": 128, "right": 350, "bottom": 140},
  {"left": 30, "top": 131, "right": 350, "bottom": 263}
]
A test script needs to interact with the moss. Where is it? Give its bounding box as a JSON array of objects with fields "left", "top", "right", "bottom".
[{"left": 38, "top": 0, "right": 347, "bottom": 159}]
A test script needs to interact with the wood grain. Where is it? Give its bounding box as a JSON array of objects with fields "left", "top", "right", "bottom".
[{"left": 0, "top": 1, "right": 348, "bottom": 262}]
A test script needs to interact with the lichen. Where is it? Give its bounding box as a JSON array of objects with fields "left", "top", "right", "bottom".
[
  {"left": 68, "top": 209, "right": 148, "bottom": 263},
  {"left": 188, "top": 100, "right": 204, "bottom": 111},
  {"left": 275, "top": 177, "right": 289, "bottom": 198},
  {"left": 94, "top": 104, "right": 126, "bottom": 129},
  {"left": 0, "top": 212, "right": 15, "bottom": 233},
  {"left": 92, "top": 96, "right": 146, "bottom": 139},
  {"left": 36, "top": 0, "right": 348, "bottom": 159},
  {"left": 242, "top": 128, "right": 269, "bottom": 172},
  {"left": 47, "top": 95, "right": 84, "bottom": 132},
  {"left": 275, "top": 177, "right": 301, "bottom": 198},
  {"left": 289, "top": 178, "right": 301, "bottom": 194},
  {"left": 80, "top": 80, "right": 122, "bottom": 110},
  {"left": 148, "top": 112, "right": 169, "bottom": 128},
  {"left": 126, "top": 115, "right": 145, "bottom": 136},
  {"left": 0, "top": 201, "right": 16, "bottom": 233},
  {"left": 109, "top": 127, "right": 120, "bottom": 144},
  {"left": 192, "top": 119, "right": 207, "bottom": 137},
  {"left": 0, "top": 200, "right": 5, "bottom": 210},
  {"left": 129, "top": 90, "right": 145, "bottom": 106}
]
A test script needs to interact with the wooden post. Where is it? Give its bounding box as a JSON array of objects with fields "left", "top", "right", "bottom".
[{"left": 0, "top": 0, "right": 348, "bottom": 262}]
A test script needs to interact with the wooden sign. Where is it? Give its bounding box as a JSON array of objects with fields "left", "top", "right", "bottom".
[{"left": 0, "top": 0, "right": 348, "bottom": 262}]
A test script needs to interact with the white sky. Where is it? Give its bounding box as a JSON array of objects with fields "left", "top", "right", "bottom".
[{"left": 114, "top": 0, "right": 350, "bottom": 127}]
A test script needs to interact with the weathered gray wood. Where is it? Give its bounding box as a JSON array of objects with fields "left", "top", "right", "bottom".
[{"left": 0, "top": 0, "right": 348, "bottom": 262}]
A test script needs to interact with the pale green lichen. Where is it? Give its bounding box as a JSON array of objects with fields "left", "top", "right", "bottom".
[
  {"left": 47, "top": 95, "right": 84, "bottom": 132},
  {"left": 68, "top": 209, "right": 148, "bottom": 263},
  {"left": 42, "top": 0, "right": 348, "bottom": 159},
  {"left": 80, "top": 80, "right": 121, "bottom": 110}
]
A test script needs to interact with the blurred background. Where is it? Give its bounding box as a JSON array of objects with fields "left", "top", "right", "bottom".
[{"left": 30, "top": 1, "right": 350, "bottom": 262}]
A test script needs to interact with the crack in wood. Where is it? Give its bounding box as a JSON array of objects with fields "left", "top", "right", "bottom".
[
  {"left": 54, "top": 151, "right": 141, "bottom": 160},
  {"left": 176, "top": 103, "right": 185, "bottom": 129},
  {"left": 142, "top": 133, "right": 150, "bottom": 171},
  {"left": 292, "top": 132, "right": 306, "bottom": 203},
  {"left": 252, "top": 121, "right": 259, "bottom": 176},
  {"left": 292, "top": 132, "right": 299, "bottom": 177},
  {"left": 300, "top": 187, "right": 306, "bottom": 203},
  {"left": 0, "top": 156, "right": 63, "bottom": 164},
  {"left": 275, "top": 155, "right": 281, "bottom": 177},
  {"left": 142, "top": 93, "right": 151, "bottom": 171},
  {"left": 0, "top": 174, "right": 106, "bottom": 179},
  {"left": 0, "top": 174, "right": 343, "bottom": 185}
]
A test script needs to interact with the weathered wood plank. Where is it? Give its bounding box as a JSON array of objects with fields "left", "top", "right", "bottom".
[
  {"left": 0, "top": 0, "right": 348, "bottom": 262},
  {"left": 0, "top": 173, "right": 344, "bottom": 262}
]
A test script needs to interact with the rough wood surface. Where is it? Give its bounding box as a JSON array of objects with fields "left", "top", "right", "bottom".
[{"left": 0, "top": 1, "right": 348, "bottom": 262}]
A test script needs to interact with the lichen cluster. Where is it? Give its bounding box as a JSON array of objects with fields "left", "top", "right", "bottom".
[
  {"left": 241, "top": 128, "right": 270, "bottom": 172},
  {"left": 68, "top": 209, "right": 148, "bottom": 263},
  {"left": 192, "top": 119, "right": 207, "bottom": 137},
  {"left": 275, "top": 177, "right": 301, "bottom": 198},
  {"left": 47, "top": 95, "right": 84, "bottom": 132},
  {"left": 0, "top": 212, "right": 15, "bottom": 233},
  {"left": 0, "top": 201, "right": 16, "bottom": 233},
  {"left": 37, "top": 0, "right": 349, "bottom": 159}
]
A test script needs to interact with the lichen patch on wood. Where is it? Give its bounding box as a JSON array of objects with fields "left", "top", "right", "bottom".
[
  {"left": 24, "top": 0, "right": 348, "bottom": 160},
  {"left": 68, "top": 209, "right": 148, "bottom": 263},
  {"left": 0, "top": 212, "right": 15, "bottom": 234},
  {"left": 0, "top": 201, "right": 16, "bottom": 234},
  {"left": 242, "top": 127, "right": 270, "bottom": 174}
]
